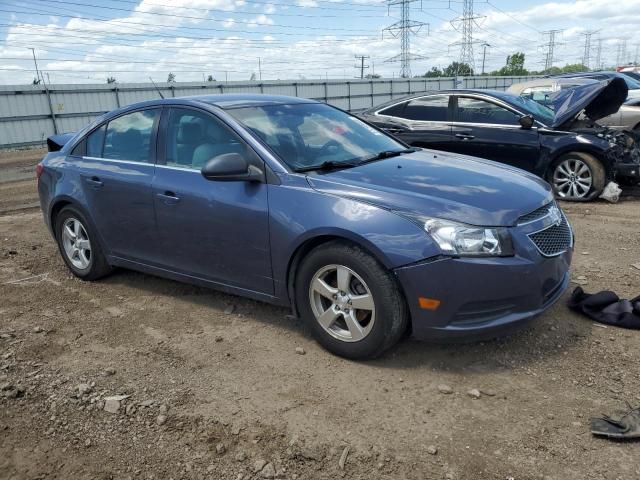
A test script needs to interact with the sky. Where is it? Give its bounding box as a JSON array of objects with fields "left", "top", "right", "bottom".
[{"left": 0, "top": 0, "right": 639, "bottom": 84}]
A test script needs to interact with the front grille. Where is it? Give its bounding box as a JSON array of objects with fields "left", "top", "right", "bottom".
[
  {"left": 528, "top": 213, "right": 572, "bottom": 257},
  {"left": 518, "top": 202, "right": 553, "bottom": 225}
]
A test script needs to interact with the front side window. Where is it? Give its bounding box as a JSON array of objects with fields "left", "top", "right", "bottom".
[
  {"left": 228, "top": 103, "right": 404, "bottom": 171},
  {"left": 401, "top": 95, "right": 449, "bottom": 121},
  {"left": 164, "top": 108, "right": 249, "bottom": 170},
  {"left": 457, "top": 97, "right": 520, "bottom": 125},
  {"left": 103, "top": 109, "right": 159, "bottom": 163}
]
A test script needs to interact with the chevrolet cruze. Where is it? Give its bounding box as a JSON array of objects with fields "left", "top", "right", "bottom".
[{"left": 37, "top": 95, "right": 573, "bottom": 359}]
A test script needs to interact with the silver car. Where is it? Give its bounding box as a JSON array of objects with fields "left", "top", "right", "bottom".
[{"left": 508, "top": 78, "right": 640, "bottom": 132}]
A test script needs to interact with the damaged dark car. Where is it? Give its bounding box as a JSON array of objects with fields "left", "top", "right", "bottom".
[{"left": 359, "top": 78, "right": 640, "bottom": 201}]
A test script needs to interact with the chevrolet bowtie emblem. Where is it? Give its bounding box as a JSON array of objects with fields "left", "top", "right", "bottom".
[{"left": 548, "top": 205, "right": 562, "bottom": 226}]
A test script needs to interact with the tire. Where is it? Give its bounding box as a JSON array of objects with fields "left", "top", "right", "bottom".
[
  {"left": 54, "top": 206, "right": 112, "bottom": 281},
  {"left": 548, "top": 152, "right": 606, "bottom": 202},
  {"left": 295, "top": 241, "right": 408, "bottom": 359}
]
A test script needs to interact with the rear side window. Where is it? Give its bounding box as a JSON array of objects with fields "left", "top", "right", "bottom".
[
  {"left": 103, "top": 109, "right": 159, "bottom": 163},
  {"left": 378, "top": 102, "right": 407, "bottom": 117},
  {"left": 401, "top": 95, "right": 449, "bottom": 121}
]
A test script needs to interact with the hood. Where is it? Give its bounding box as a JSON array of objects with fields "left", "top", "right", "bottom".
[
  {"left": 551, "top": 78, "right": 628, "bottom": 128},
  {"left": 306, "top": 150, "right": 553, "bottom": 227}
]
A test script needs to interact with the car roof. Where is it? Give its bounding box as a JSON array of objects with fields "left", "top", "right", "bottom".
[
  {"left": 507, "top": 77, "right": 598, "bottom": 92},
  {"left": 192, "top": 94, "right": 319, "bottom": 109},
  {"left": 110, "top": 94, "right": 319, "bottom": 117}
]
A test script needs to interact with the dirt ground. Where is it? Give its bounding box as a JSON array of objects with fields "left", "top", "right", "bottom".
[{"left": 1, "top": 149, "right": 639, "bottom": 480}]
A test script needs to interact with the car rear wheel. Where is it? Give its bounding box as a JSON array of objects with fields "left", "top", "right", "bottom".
[
  {"left": 295, "top": 241, "right": 408, "bottom": 359},
  {"left": 55, "top": 206, "right": 111, "bottom": 280},
  {"left": 549, "top": 152, "right": 605, "bottom": 201}
]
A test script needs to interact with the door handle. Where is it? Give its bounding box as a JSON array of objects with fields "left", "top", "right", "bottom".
[
  {"left": 455, "top": 133, "right": 475, "bottom": 140},
  {"left": 156, "top": 191, "right": 181, "bottom": 205},
  {"left": 84, "top": 176, "right": 104, "bottom": 188},
  {"left": 383, "top": 127, "right": 407, "bottom": 134}
]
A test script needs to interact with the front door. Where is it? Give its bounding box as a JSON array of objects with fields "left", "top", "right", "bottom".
[
  {"left": 152, "top": 106, "right": 273, "bottom": 295},
  {"left": 449, "top": 95, "right": 541, "bottom": 172}
]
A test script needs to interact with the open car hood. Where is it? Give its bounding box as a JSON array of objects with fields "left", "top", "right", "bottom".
[{"left": 551, "top": 77, "right": 628, "bottom": 128}]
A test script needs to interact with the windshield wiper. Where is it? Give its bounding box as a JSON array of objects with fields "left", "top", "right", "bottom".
[
  {"left": 294, "top": 160, "right": 360, "bottom": 173},
  {"left": 355, "top": 147, "right": 419, "bottom": 165},
  {"left": 294, "top": 147, "right": 419, "bottom": 173}
]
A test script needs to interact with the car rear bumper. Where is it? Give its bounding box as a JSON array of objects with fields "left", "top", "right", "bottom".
[{"left": 394, "top": 249, "right": 572, "bottom": 342}]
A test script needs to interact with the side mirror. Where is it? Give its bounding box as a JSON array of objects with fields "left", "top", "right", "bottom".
[
  {"left": 201, "top": 153, "right": 263, "bottom": 182},
  {"left": 519, "top": 115, "right": 535, "bottom": 130}
]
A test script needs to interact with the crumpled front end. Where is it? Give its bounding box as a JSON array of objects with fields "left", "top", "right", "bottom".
[{"left": 601, "top": 128, "right": 640, "bottom": 179}]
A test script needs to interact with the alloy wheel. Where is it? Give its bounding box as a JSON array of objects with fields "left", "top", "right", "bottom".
[
  {"left": 552, "top": 158, "right": 593, "bottom": 199},
  {"left": 61, "top": 217, "right": 92, "bottom": 270},
  {"left": 308, "top": 264, "right": 375, "bottom": 342}
]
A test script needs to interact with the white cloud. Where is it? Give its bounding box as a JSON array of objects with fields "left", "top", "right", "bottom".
[{"left": 1, "top": 0, "right": 640, "bottom": 84}]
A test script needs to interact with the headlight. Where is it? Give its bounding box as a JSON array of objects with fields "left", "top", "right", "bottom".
[{"left": 404, "top": 215, "right": 514, "bottom": 257}]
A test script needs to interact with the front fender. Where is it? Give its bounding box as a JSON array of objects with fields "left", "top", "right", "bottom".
[{"left": 268, "top": 175, "right": 440, "bottom": 301}]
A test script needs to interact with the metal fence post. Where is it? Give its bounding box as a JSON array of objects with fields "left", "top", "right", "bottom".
[
  {"left": 390, "top": 79, "right": 393, "bottom": 99},
  {"left": 114, "top": 86, "right": 121, "bottom": 108},
  {"left": 294, "top": 82, "right": 298, "bottom": 98},
  {"left": 370, "top": 81, "right": 374, "bottom": 107},
  {"left": 347, "top": 82, "right": 351, "bottom": 111},
  {"left": 324, "top": 81, "right": 328, "bottom": 103},
  {"left": 43, "top": 84, "right": 58, "bottom": 134}
]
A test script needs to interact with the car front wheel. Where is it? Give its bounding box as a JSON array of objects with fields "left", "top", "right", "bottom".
[
  {"left": 295, "top": 241, "right": 408, "bottom": 359},
  {"left": 549, "top": 152, "right": 605, "bottom": 201}
]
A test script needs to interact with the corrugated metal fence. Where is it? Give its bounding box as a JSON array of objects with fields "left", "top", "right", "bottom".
[{"left": 0, "top": 75, "right": 539, "bottom": 148}]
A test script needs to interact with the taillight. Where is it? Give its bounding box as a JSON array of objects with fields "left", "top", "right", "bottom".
[{"left": 36, "top": 163, "right": 44, "bottom": 180}]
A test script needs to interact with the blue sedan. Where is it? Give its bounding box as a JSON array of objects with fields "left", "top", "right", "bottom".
[{"left": 37, "top": 94, "right": 573, "bottom": 359}]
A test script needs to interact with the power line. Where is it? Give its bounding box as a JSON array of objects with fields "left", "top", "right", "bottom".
[{"left": 5, "top": 2, "right": 375, "bottom": 34}]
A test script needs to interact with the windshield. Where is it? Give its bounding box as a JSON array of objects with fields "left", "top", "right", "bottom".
[
  {"left": 620, "top": 74, "right": 640, "bottom": 89},
  {"left": 506, "top": 95, "right": 555, "bottom": 126},
  {"left": 227, "top": 103, "right": 405, "bottom": 171}
]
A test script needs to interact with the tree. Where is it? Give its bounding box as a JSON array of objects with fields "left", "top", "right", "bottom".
[
  {"left": 32, "top": 77, "right": 41, "bottom": 85},
  {"left": 442, "top": 62, "right": 473, "bottom": 77},
  {"left": 560, "top": 63, "right": 589, "bottom": 73},
  {"left": 167, "top": 72, "right": 176, "bottom": 83},
  {"left": 422, "top": 66, "right": 443, "bottom": 78},
  {"left": 207, "top": 75, "right": 215, "bottom": 82},
  {"left": 106, "top": 76, "right": 116, "bottom": 84},
  {"left": 365, "top": 73, "right": 381, "bottom": 79},
  {"left": 497, "top": 52, "right": 528, "bottom": 76}
]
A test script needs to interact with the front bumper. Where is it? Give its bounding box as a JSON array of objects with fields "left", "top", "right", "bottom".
[
  {"left": 394, "top": 211, "right": 573, "bottom": 342},
  {"left": 615, "top": 162, "right": 640, "bottom": 179}
]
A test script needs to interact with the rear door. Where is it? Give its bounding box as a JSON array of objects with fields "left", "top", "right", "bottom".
[
  {"left": 449, "top": 95, "right": 541, "bottom": 171},
  {"left": 371, "top": 94, "right": 454, "bottom": 151},
  {"left": 152, "top": 106, "right": 272, "bottom": 294},
  {"left": 75, "top": 108, "right": 160, "bottom": 262}
]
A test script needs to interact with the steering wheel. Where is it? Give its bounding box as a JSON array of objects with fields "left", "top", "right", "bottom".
[{"left": 317, "top": 139, "right": 342, "bottom": 158}]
